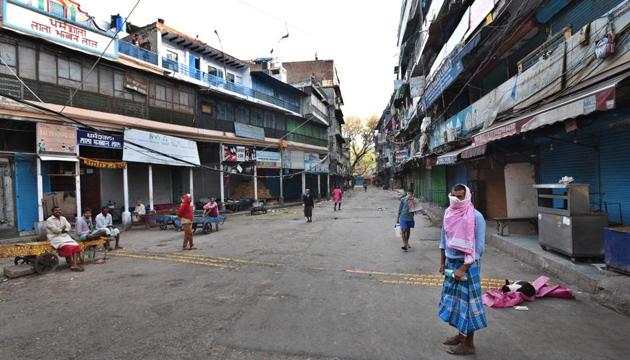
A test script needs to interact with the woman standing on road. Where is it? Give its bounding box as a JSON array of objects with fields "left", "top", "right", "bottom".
[
  {"left": 332, "top": 186, "right": 343, "bottom": 211},
  {"left": 178, "top": 194, "right": 195, "bottom": 250}
]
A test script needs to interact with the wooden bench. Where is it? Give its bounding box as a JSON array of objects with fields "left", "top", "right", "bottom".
[
  {"left": 0, "top": 238, "right": 108, "bottom": 274},
  {"left": 493, "top": 217, "right": 538, "bottom": 236}
]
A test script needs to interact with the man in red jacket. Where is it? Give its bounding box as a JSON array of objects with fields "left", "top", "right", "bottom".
[{"left": 177, "top": 194, "right": 195, "bottom": 250}]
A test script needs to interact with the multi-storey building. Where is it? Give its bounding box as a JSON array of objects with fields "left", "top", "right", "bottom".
[
  {"left": 377, "top": 0, "right": 630, "bottom": 226},
  {"left": 283, "top": 60, "right": 351, "bottom": 186},
  {"left": 0, "top": 0, "right": 329, "bottom": 236}
]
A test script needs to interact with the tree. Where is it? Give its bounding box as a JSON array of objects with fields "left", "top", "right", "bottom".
[{"left": 343, "top": 115, "right": 378, "bottom": 176}]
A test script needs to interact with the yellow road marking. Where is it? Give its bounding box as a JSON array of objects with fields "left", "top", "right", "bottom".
[
  {"left": 346, "top": 268, "right": 507, "bottom": 289},
  {"left": 112, "top": 250, "right": 280, "bottom": 269}
]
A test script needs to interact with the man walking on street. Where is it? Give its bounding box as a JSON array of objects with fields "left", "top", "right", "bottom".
[
  {"left": 396, "top": 189, "right": 415, "bottom": 252},
  {"left": 332, "top": 186, "right": 343, "bottom": 211},
  {"left": 438, "top": 184, "right": 487, "bottom": 355},
  {"left": 303, "top": 189, "right": 314, "bottom": 222}
]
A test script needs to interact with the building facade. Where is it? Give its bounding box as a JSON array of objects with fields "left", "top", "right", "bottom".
[
  {"left": 377, "top": 0, "right": 630, "bottom": 227},
  {"left": 0, "top": 0, "right": 332, "bottom": 235}
]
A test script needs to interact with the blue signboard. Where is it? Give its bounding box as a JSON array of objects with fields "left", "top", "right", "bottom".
[
  {"left": 77, "top": 130, "right": 123, "bottom": 149},
  {"left": 234, "top": 122, "right": 265, "bottom": 141}
]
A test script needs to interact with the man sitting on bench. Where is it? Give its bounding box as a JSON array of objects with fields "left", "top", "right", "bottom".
[
  {"left": 76, "top": 208, "right": 107, "bottom": 241},
  {"left": 95, "top": 207, "right": 122, "bottom": 251},
  {"left": 46, "top": 206, "right": 83, "bottom": 272}
]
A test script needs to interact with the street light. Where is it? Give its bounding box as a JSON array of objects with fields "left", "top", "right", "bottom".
[{"left": 214, "top": 29, "right": 228, "bottom": 83}]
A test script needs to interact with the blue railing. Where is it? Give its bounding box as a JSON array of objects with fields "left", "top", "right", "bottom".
[
  {"left": 160, "top": 56, "right": 300, "bottom": 113},
  {"left": 117, "top": 42, "right": 300, "bottom": 113},
  {"left": 118, "top": 41, "right": 159, "bottom": 65}
]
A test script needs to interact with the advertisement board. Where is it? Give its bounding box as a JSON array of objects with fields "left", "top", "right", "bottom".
[
  {"left": 77, "top": 130, "right": 123, "bottom": 149},
  {"left": 256, "top": 150, "right": 281, "bottom": 168},
  {"left": 122, "top": 129, "right": 200, "bottom": 167},
  {"left": 36, "top": 122, "right": 77, "bottom": 154},
  {"left": 222, "top": 144, "right": 256, "bottom": 162}
]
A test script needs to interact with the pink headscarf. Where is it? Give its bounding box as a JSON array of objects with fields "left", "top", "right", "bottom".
[{"left": 443, "top": 185, "right": 476, "bottom": 264}]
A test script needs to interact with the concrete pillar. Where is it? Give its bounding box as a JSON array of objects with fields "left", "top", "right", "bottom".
[
  {"left": 122, "top": 165, "right": 131, "bottom": 227},
  {"left": 317, "top": 174, "right": 321, "bottom": 199},
  {"left": 74, "top": 151, "right": 81, "bottom": 219},
  {"left": 301, "top": 172, "right": 306, "bottom": 194},
  {"left": 189, "top": 167, "right": 194, "bottom": 202},
  {"left": 148, "top": 164, "right": 154, "bottom": 211},
  {"left": 36, "top": 158, "right": 43, "bottom": 221},
  {"left": 253, "top": 165, "right": 258, "bottom": 201},
  {"left": 327, "top": 173, "right": 331, "bottom": 199},
  {"left": 219, "top": 143, "right": 225, "bottom": 210},
  {"left": 279, "top": 168, "right": 284, "bottom": 204}
]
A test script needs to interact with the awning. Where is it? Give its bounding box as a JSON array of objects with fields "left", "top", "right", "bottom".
[
  {"left": 39, "top": 155, "right": 78, "bottom": 162},
  {"left": 461, "top": 144, "right": 487, "bottom": 159},
  {"left": 436, "top": 147, "right": 467, "bottom": 166},
  {"left": 473, "top": 73, "right": 628, "bottom": 146}
]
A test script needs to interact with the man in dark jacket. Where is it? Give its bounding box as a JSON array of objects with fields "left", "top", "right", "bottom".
[{"left": 302, "top": 189, "right": 314, "bottom": 223}]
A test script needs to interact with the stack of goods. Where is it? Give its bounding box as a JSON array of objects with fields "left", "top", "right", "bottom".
[{"left": 231, "top": 179, "right": 272, "bottom": 199}]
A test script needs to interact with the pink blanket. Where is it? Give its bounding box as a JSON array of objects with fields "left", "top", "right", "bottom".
[{"left": 482, "top": 276, "right": 574, "bottom": 308}]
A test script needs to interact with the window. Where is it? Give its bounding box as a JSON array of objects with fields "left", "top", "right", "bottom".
[
  {"left": 264, "top": 111, "right": 275, "bottom": 129},
  {"left": 114, "top": 72, "right": 133, "bottom": 100},
  {"left": 274, "top": 113, "right": 286, "bottom": 130},
  {"left": 226, "top": 72, "right": 235, "bottom": 83},
  {"left": 98, "top": 67, "right": 113, "bottom": 96},
  {"left": 0, "top": 42, "right": 16, "bottom": 75},
  {"left": 82, "top": 64, "right": 98, "bottom": 92},
  {"left": 224, "top": 102, "right": 234, "bottom": 121},
  {"left": 38, "top": 52, "right": 56, "bottom": 83},
  {"left": 18, "top": 46, "right": 36, "bottom": 79},
  {"left": 57, "top": 58, "right": 82, "bottom": 85},
  {"left": 251, "top": 108, "right": 263, "bottom": 127},
  {"left": 166, "top": 50, "right": 178, "bottom": 61},
  {"left": 236, "top": 105, "right": 249, "bottom": 123},
  {"left": 234, "top": 75, "right": 243, "bottom": 84},
  {"left": 208, "top": 65, "right": 224, "bottom": 79},
  {"left": 174, "top": 90, "right": 193, "bottom": 114},
  {"left": 50, "top": 1, "right": 66, "bottom": 18}
]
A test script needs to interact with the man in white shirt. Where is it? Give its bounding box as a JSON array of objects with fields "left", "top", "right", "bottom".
[
  {"left": 133, "top": 200, "right": 146, "bottom": 223},
  {"left": 46, "top": 206, "right": 83, "bottom": 271},
  {"left": 95, "top": 207, "right": 122, "bottom": 251}
]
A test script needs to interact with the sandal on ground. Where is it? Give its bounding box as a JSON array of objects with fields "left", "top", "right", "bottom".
[
  {"left": 188, "top": 247, "right": 197, "bottom": 250},
  {"left": 446, "top": 344, "right": 475, "bottom": 356},
  {"left": 70, "top": 266, "right": 83, "bottom": 272},
  {"left": 443, "top": 336, "right": 462, "bottom": 346}
]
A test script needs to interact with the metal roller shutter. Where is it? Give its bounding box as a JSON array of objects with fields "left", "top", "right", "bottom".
[
  {"left": 599, "top": 131, "right": 630, "bottom": 224},
  {"left": 550, "top": 0, "right": 624, "bottom": 35}
]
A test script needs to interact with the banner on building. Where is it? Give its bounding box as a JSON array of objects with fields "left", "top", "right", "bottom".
[
  {"left": 81, "top": 157, "right": 126, "bottom": 169},
  {"left": 234, "top": 122, "right": 265, "bottom": 141},
  {"left": 222, "top": 144, "right": 256, "bottom": 162},
  {"left": 409, "top": 76, "right": 426, "bottom": 98},
  {"left": 122, "top": 129, "right": 200, "bottom": 167},
  {"left": 256, "top": 150, "right": 281, "bottom": 168},
  {"left": 36, "top": 122, "right": 77, "bottom": 155},
  {"left": 395, "top": 150, "right": 409, "bottom": 163},
  {"left": 281, "top": 150, "right": 305, "bottom": 170},
  {"left": 304, "top": 153, "right": 328, "bottom": 173},
  {"left": 2, "top": 0, "right": 118, "bottom": 59},
  {"left": 77, "top": 130, "right": 123, "bottom": 149}
]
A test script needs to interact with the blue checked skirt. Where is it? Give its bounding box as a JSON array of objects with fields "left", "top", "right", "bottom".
[{"left": 438, "top": 258, "right": 487, "bottom": 335}]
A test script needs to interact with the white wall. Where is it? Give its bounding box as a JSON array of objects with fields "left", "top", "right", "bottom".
[
  {"left": 101, "top": 163, "right": 174, "bottom": 208},
  {"left": 504, "top": 162, "right": 538, "bottom": 218}
]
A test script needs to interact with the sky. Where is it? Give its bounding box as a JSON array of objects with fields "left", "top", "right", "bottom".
[{"left": 82, "top": 0, "right": 400, "bottom": 121}]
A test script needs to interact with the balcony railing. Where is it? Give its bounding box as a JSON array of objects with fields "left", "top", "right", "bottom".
[
  {"left": 161, "top": 56, "right": 300, "bottom": 113},
  {"left": 117, "top": 41, "right": 300, "bottom": 113},
  {"left": 118, "top": 41, "right": 158, "bottom": 65}
]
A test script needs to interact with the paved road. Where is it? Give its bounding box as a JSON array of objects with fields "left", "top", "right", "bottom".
[{"left": 1, "top": 189, "right": 629, "bottom": 360}]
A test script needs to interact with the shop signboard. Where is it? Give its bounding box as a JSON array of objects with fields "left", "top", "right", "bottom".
[
  {"left": 256, "top": 150, "right": 281, "bottom": 168},
  {"left": 234, "top": 122, "right": 265, "bottom": 141},
  {"left": 395, "top": 150, "right": 409, "bottom": 163},
  {"left": 122, "top": 129, "right": 200, "bottom": 167},
  {"left": 77, "top": 130, "right": 123, "bottom": 149},
  {"left": 222, "top": 144, "right": 256, "bottom": 162},
  {"left": 2, "top": 0, "right": 118, "bottom": 59},
  {"left": 430, "top": 105, "right": 473, "bottom": 149},
  {"left": 36, "top": 122, "right": 77, "bottom": 154}
]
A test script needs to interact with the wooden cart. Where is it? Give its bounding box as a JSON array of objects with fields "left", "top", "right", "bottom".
[{"left": 0, "top": 238, "right": 107, "bottom": 275}]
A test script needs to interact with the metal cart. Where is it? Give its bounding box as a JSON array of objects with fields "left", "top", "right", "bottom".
[{"left": 534, "top": 183, "right": 608, "bottom": 260}]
